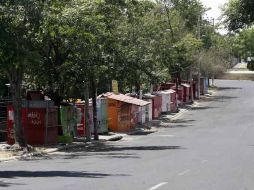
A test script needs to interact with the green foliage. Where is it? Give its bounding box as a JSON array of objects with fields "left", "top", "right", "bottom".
[
  {"left": 0, "top": 73, "right": 8, "bottom": 98},
  {"left": 0, "top": 0, "right": 44, "bottom": 146},
  {"left": 170, "top": 0, "right": 204, "bottom": 30},
  {"left": 200, "top": 35, "right": 232, "bottom": 77},
  {"left": 25, "top": 0, "right": 108, "bottom": 101},
  {"left": 0, "top": 1, "right": 42, "bottom": 72},
  {"left": 223, "top": 0, "right": 254, "bottom": 31},
  {"left": 232, "top": 28, "right": 254, "bottom": 59},
  {"left": 2, "top": 0, "right": 233, "bottom": 99},
  {"left": 247, "top": 60, "right": 254, "bottom": 71}
]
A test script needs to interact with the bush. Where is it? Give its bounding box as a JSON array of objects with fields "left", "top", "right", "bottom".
[{"left": 247, "top": 60, "right": 254, "bottom": 71}]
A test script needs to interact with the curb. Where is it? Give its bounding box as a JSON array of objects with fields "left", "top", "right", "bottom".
[
  {"left": 169, "top": 108, "right": 188, "bottom": 121},
  {"left": 0, "top": 157, "right": 17, "bottom": 162},
  {"left": 0, "top": 134, "right": 125, "bottom": 160},
  {"left": 45, "top": 134, "right": 125, "bottom": 153},
  {"left": 127, "top": 128, "right": 158, "bottom": 135},
  {"left": 106, "top": 135, "right": 123, "bottom": 141}
]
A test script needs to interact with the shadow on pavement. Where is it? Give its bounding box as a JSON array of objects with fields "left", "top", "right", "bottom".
[
  {"left": 153, "top": 117, "right": 195, "bottom": 129},
  {"left": 190, "top": 106, "right": 217, "bottom": 110},
  {"left": 217, "top": 87, "right": 242, "bottom": 91},
  {"left": 170, "top": 119, "right": 195, "bottom": 123},
  {"left": 60, "top": 152, "right": 141, "bottom": 160},
  {"left": 51, "top": 142, "right": 183, "bottom": 159},
  {"left": 0, "top": 170, "right": 129, "bottom": 179},
  {"left": 22, "top": 142, "right": 184, "bottom": 161},
  {"left": 0, "top": 181, "right": 25, "bottom": 187},
  {"left": 61, "top": 143, "right": 183, "bottom": 153},
  {"left": 200, "top": 95, "right": 238, "bottom": 102},
  {"left": 170, "top": 124, "right": 192, "bottom": 128}
]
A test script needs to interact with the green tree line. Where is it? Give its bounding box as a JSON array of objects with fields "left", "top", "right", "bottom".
[{"left": 0, "top": 0, "right": 232, "bottom": 147}]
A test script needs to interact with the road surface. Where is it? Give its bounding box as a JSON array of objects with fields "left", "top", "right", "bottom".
[{"left": 1, "top": 80, "right": 254, "bottom": 190}]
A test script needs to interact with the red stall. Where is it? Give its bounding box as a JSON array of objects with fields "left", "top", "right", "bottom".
[
  {"left": 143, "top": 93, "right": 162, "bottom": 119},
  {"left": 181, "top": 83, "right": 191, "bottom": 104},
  {"left": 7, "top": 101, "right": 58, "bottom": 145},
  {"left": 166, "top": 89, "right": 177, "bottom": 112},
  {"left": 192, "top": 81, "right": 197, "bottom": 99},
  {"left": 76, "top": 102, "right": 93, "bottom": 137},
  {"left": 172, "top": 86, "right": 184, "bottom": 107},
  {"left": 189, "top": 81, "right": 194, "bottom": 102}
]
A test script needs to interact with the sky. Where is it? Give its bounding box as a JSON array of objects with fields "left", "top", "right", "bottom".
[
  {"left": 200, "top": 0, "right": 229, "bottom": 22},
  {"left": 200, "top": 0, "right": 229, "bottom": 34}
]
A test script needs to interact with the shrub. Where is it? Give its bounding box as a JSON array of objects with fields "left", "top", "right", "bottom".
[{"left": 247, "top": 60, "right": 254, "bottom": 71}]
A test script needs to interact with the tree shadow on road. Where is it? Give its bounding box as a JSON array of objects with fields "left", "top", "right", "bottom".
[
  {"left": 59, "top": 152, "right": 141, "bottom": 160},
  {"left": 0, "top": 181, "right": 25, "bottom": 187},
  {"left": 170, "top": 124, "right": 192, "bottom": 128},
  {"left": 18, "top": 142, "right": 184, "bottom": 161},
  {"left": 0, "top": 170, "right": 129, "bottom": 179},
  {"left": 200, "top": 95, "right": 238, "bottom": 102},
  {"left": 50, "top": 142, "right": 184, "bottom": 160},
  {"left": 156, "top": 118, "right": 194, "bottom": 128},
  {"left": 61, "top": 142, "right": 183, "bottom": 153},
  {"left": 217, "top": 87, "right": 242, "bottom": 91},
  {"left": 190, "top": 106, "right": 218, "bottom": 110},
  {"left": 170, "top": 119, "right": 195, "bottom": 123}
]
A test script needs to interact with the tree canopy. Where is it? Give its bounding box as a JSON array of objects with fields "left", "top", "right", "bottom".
[
  {"left": 223, "top": 0, "right": 254, "bottom": 31},
  {"left": 0, "top": 0, "right": 233, "bottom": 146}
]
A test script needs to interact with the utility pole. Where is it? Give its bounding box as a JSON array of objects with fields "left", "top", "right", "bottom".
[
  {"left": 189, "top": 65, "right": 194, "bottom": 102},
  {"left": 212, "top": 17, "right": 215, "bottom": 86},
  {"left": 91, "top": 76, "right": 99, "bottom": 141},
  {"left": 197, "top": 15, "right": 201, "bottom": 99},
  {"left": 84, "top": 81, "right": 91, "bottom": 142}
]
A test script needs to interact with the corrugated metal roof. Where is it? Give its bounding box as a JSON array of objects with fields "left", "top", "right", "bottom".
[
  {"left": 153, "top": 91, "right": 171, "bottom": 95},
  {"left": 143, "top": 93, "right": 156, "bottom": 98},
  {"left": 181, "top": 83, "right": 191, "bottom": 88},
  {"left": 165, "top": 89, "right": 176, "bottom": 93},
  {"left": 104, "top": 93, "right": 150, "bottom": 106}
]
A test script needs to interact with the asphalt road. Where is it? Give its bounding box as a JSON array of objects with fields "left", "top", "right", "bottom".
[{"left": 1, "top": 79, "right": 254, "bottom": 190}]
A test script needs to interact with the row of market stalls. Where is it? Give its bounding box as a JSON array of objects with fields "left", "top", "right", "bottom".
[{"left": 5, "top": 77, "right": 209, "bottom": 145}]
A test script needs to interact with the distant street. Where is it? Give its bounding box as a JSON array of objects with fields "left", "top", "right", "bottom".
[
  {"left": 1, "top": 79, "right": 254, "bottom": 190},
  {"left": 221, "top": 62, "right": 254, "bottom": 80}
]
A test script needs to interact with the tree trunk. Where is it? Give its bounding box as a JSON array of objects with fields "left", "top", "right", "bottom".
[
  {"left": 188, "top": 66, "right": 194, "bottom": 102},
  {"left": 9, "top": 68, "right": 27, "bottom": 147},
  {"left": 84, "top": 82, "right": 91, "bottom": 142},
  {"left": 91, "top": 76, "right": 98, "bottom": 140},
  {"left": 150, "top": 84, "right": 153, "bottom": 93},
  {"left": 135, "top": 83, "right": 140, "bottom": 96}
]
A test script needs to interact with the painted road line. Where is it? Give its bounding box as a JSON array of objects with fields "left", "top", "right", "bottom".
[
  {"left": 178, "top": 169, "right": 191, "bottom": 176},
  {"left": 148, "top": 182, "right": 168, "bottom": 190},
  {"left": 158, "top": 135, "right": 175, "bottom": 137}
]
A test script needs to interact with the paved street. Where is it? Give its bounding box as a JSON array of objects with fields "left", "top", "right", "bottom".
[{"left": 1, "top": 79, "right": 254, "bottom": 190}]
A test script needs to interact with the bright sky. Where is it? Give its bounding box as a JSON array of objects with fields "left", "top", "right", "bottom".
[
  {"left": 200, "top": 0, "right": 229, "bottom": 34},
  {"left": 200, "top": 0, "right": 229, "bottom": 22}
]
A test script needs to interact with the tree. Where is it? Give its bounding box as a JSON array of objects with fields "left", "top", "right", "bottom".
[
  {"left": 223, "top": 0, "right": 254, "bottom": 31},
  {"left": 232, "top": 28, "right": 254, "bottom": 59},
  {"left": 0, "top": 1, "right": 43, "bottom": 147},
  {"left": 0, "top": 73, "right": 8, "bottom": 98},
  {"left": 199, "top": 35, "right": 232, "bottom": 84},
  {"left": 25, "top": 0, "right": 109, "bottom": 140}
]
